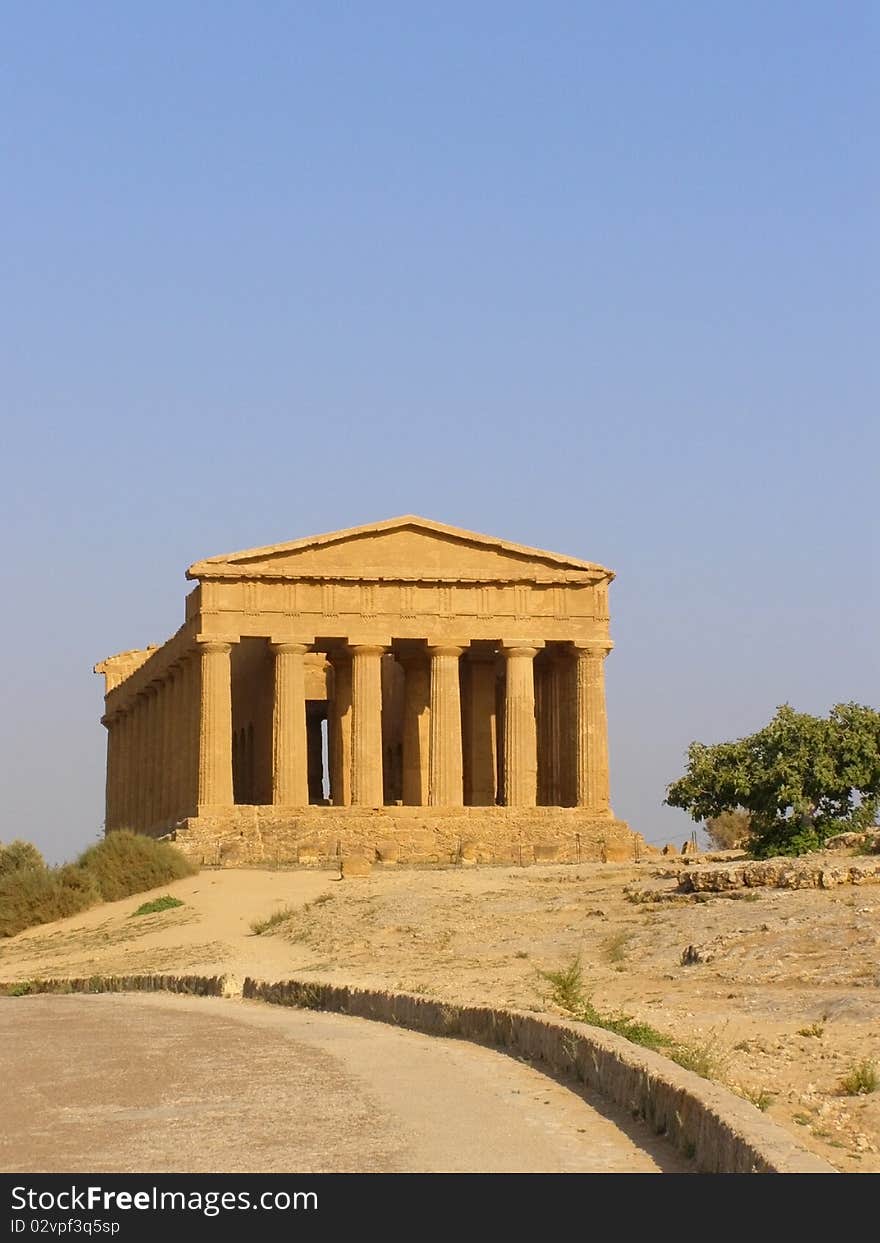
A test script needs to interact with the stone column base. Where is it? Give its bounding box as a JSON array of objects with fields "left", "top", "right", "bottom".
[{"left": 168, "top": 804, "right": 645, "bottom": 869}]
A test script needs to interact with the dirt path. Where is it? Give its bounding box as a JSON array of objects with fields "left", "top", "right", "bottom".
[{"left": 1, "top": 993, "right": 687, "bottom": 1173}]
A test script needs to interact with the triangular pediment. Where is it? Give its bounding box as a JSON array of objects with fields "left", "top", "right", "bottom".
[{"left": 187, "top": 516, "right": 611, "bottom": 584}]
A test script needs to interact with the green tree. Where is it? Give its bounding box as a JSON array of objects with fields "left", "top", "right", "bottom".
[{"left": 665, "top": 704, "right": 880, "bottom": 858}]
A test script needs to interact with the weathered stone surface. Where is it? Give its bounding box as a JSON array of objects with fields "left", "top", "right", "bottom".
[
  {"left": 340, "top": 856, "right": 373, "bottom": 879},
  {"left": 825, "top": 829, "right": 880, "bottom": 853},
  {"left": 170, "top": 805, "right": 640, "bottom": 868},
  {"left": 602, "top": 843, "right": 635, "bottom": 863},
  {"left": 95, "top": 516, "right": 639, "bottom": 866},
  {"left": 679, "top": 855, "right": 880, "bottom": 893},
  {"left": 459, "top": 840, "right": 494, "bottom": 863}
]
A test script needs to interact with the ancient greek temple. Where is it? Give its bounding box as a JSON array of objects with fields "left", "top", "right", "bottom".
[{"left": 96, "top": 517, "right": 638, "bottom": 865}]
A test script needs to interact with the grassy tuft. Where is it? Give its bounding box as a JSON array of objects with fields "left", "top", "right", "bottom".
[
  {"left": 539, "top": 955, "right": 731, "bottom": 1081},
  {"left": 670, "top": 1036, "right": 727, "bottom": 1080},
  {"left": 737, "top": 1085, "right": 774, "bottom": 1111},
  {"left": 130, "top": 895, "right": 184, "bottom": 917},
  {"left": 838, "top": 1060, "right": 878, "bottom": 1096},
  {"left": 603, "top": 931, "right": 632, "bottom": 964},
  {"left": 250, "top": 904, "right": 299, "bottom": 936},
  {"left": 797, "top": 1022, "right": 825, "bottom": 1038}
]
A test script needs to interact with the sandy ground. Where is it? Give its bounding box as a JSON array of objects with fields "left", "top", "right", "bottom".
[
  {"left": 2, "top": 992, "right": 685, "bottom": 1173},
  {"left": 1, "top": 860, "right": 878, "bottom": 1172}
]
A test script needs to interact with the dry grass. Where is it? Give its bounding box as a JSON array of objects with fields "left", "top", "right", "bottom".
[
  {"left": 250, "top": 905, "right": 298, "bottom": 936},
  {"left": 603, "top": 931, "right": 632, "bottom": 964}
]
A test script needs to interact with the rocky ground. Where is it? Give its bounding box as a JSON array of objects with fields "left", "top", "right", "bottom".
[{"left": 1, "top": 852, "right": 878, "bottom": 1172}]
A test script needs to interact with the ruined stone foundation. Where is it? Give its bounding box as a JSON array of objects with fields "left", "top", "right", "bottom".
[{"left": 170, "top": 806, "right": 643, "bottom": 869}]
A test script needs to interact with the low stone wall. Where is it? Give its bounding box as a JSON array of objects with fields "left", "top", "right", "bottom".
[
  {"left": 242, "top": 977, "right": 835, "bottom": 1174},
  {"left": 679, "top": 855, "right": 880, "bottom": 893},
  {"left": 172, "top": 804, "right": 642, "bottom": 869},
  {"left": 2, "top": 971, "right": 835, "bottom": 1172},
  {"left": 0, "top": 974, "right": 233, "bottom": 997}
]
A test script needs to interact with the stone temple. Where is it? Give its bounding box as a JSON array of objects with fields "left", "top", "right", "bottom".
[{"left": 95, "top": 517, "right": 641, "bottom": 866}]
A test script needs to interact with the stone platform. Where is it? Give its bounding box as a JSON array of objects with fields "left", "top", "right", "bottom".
[{"left": 168, "top": 805, "right": 644, "bottom": 868}]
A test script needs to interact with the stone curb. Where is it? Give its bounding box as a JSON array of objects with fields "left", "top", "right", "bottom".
[
  {"left": 2, "top": 973, "right": 836, "bottom": 1174},
  {"left": 0, "top": 974, "right": 232, "bottom": 997}
]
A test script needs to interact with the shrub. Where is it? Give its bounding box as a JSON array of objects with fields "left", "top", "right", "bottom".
[
  {"left": 540, "top": 956, "right": 587, "bottom": 1012},
  {"left": 75, "top": 832, "right": 196, "bottom": 902},
  {"left": 5, "top": 981, "right": 34, "bottom": 996},
  {"left": 0, "top": 832, "right": 197, "bottom": 938},
  {"left": 838, "top": 1061, "right": 878, "bottom": 1096},
  {"left": 0, "top": 865, "right": 100, "bottom": 938},
  {"left": 0, "top": 840, "right": 45, "bottom": 877}
]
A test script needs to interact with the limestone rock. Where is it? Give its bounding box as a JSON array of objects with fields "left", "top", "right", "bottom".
[
  {"left": 340, "top": 856, "right": 373, "bottom": 879},
  {"left": 679, "top": 855, "right": 880, "bottom": 893}
]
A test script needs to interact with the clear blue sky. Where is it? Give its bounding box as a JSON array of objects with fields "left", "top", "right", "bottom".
[{"left": 2, "top": 3, "right": 877, "bottom": 862}]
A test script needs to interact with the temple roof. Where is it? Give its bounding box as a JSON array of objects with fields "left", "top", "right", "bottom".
[{"left": 186, "top": 515, "right": 613, "bottom": 583}]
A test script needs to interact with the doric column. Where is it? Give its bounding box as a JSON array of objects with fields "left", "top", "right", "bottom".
[
  {"left": 140, "top": 691, "right": 152, "bottom": 829},
  {"left": 464, "top": 654, "right": 497, "bottom": 806},
  {"left": 151, "top": 683, "right": 163, "bottom": 827},
  {"left": 328, "top": 654, "right": 353, "bottom": 807},
  {"left": 558, "top": 655, "right": 576, "bottom": 807},
  {"left": 350, "top": 645, "right": 385, "bottom": 807},
  {"left": 103, "top": 713, "right": 117, "bottom": 832},
  {"left": 197, "top": 640, "right": 234, "bottom": 807},
  {"left": 574, "top": 643, "right": 612, "bottom": 812},
  {"left": 113, "top": 710, "right": 126, "bottom": 829},
  {"left": 428, "top": 646, "right": 464, "bottom": 806},
  {"left": 269, "top": 642, "right": 309, "bottom": 805},
  {"left": 129, "top": 698, "right": 142, "bottom": 829},
  {"left": 121, "top": 708, "right": 134, "bottom": 828},
  {"left": 183, "top": 651, "right": 199, "bottom": 815},
  {"left": 165, "top": 665, "right": 180, "bottom": 822},
  {"left": 502, "top": 646, "right": 538, "bottom": 807},
  {"left": 542, "top": 655, "right": 563, "bottom": 806},
  {"left": 144, "top": 686, "right": 158, "bottom": 829},
  {"left": 157, "top": 675, "right": 169, "bottom": 823},
  {"left": 162, "top": 676, "right": 175, "bottom": 820},
  {"left": 165, "top": 671, "right": 176, "bottom": 821},
  {"left": 400, "top": 654, "right": 430, "bottom": 806}
]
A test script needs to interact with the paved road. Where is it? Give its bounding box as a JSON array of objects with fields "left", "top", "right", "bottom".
[{"left": 2, "top": 994, "right": 687, "bottom": 1173}]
